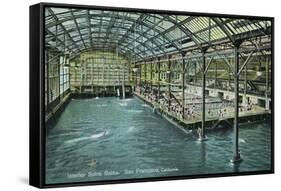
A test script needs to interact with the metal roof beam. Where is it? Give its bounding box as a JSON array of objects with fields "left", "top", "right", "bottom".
[
  {"left": 87, "top": 10, "right": 93, "bottom": 47},
  {"left": 45, "top": 28, "right": 73, "bottom": 53},
  {"left": 89, "top": 32, "right": 155, "bottom": 56},
  {"left": 117, "top": 14, "right": 146, "bottom": 47},
  {"left": 212, "top": 17, "right": 235, "bottom": 44},
  {"left": 70, "top": 9, "right": 87, "bottom": 49},
  {"left": 103, "top": 13, "right": 117, "bottom": 49},
  {"left": 135, "top": 14, "right": 180, "bottom": 52},
  {"left": 47, "top": 8, "right": 80, "bottom": 52},
  {"left": 165, "top": 16, "right": 202, "bottom": 47}
]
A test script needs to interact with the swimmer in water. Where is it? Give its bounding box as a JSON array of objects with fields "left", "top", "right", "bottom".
[
  {"left": 104, "top": 129, "right": 109, "bottom": 136},
  {"left": 197, "top": 128, "right": 202, "bottom": 140},
  {"left": 87, "top": 159, "right": 97, "bottom": 167}
]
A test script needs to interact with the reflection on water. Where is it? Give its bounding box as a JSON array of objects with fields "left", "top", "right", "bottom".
[{"left": 46, "top": 97, "right": 272, "bottom": 184}]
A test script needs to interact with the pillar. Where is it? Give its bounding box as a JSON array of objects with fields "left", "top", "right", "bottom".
[
  {"left": 150, "top": 61, "right": 153, "bottom": 92},
  {"left": 144, "top": 61, "right": 147, "bottom": 85},
  {"left": 200, "top": 49, "right": 207, "bottom": 140},
  {"left": 135, "top": 64, "right": 137, "bottom": 92},
  {"left": 157, "top": 57, "right": 161, "bottom": 101},
  {"left": 92, "top": 58, "right": 94, "bottom": 95},
  {"left": 194, "top": 62, "right": 197, "bottom": 84},
  {"left": 139, "top": 64, "right": 142, "bottom": 94},
  {"left": 168, "top": 55, "right": 171, "bottom": 111},
  {"left": 62, "top": 32, "right": 66, "bottom": 98},
  {"left": 46, "top": 50, "right": 49, "bottom": 112},
  {"left": 215, "top": 61, "right": 217, "bottom": 88},
  {"left": 182, "top": 53, "right": 186, "bottom": 119},
  {"left": 243, "top": 63, "right": 247, "bottom": 106},
  {"left": 144, "top": 61, "right": 147, "bottom": 92},
  {"left": 232, "top": 42, "right": 242, "bottom": 163},
  {"left": 265, "top": 55, "right": 269, "bottom": 110},
  {"left": 122, "top": 64, "right": 125, "bottom": 99},
  {"left": 228, "top": 63, "right": 231, "bottom": 90},
  {"left": 80, "top": 57, "right": 82, "bottom": 94},
  {"left": 186, "top": 59, "right": 189, "bottom": 84}
]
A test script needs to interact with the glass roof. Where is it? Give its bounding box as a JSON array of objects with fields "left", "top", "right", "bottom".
[{"left": 45, "top": 7, "right": 272, "bottom": 60}]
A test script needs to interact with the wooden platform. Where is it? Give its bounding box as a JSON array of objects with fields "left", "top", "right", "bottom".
[{"left": 134, "top": 92, "right": 270, "bottom": 129}]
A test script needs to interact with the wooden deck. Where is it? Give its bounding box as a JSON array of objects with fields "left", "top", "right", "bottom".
[{"left": 134, "top": 92, "right": 269, "bottom": 128}]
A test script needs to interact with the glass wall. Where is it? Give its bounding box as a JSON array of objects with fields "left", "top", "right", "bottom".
[{"left": 45, "top": 49, "right": 70, "bottom": 111}]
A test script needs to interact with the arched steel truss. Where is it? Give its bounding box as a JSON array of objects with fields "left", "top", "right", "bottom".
[{"left": 45, "top": 7, "right": 272, "bottom": 61}]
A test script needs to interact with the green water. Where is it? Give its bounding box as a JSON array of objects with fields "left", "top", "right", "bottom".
[{"left": 46, "top": 97, "right": 272, "bottom": 184}]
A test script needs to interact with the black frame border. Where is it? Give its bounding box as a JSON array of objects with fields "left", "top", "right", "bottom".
[{"left": 29, "top": 2, "right": 274, "bottom": 189}]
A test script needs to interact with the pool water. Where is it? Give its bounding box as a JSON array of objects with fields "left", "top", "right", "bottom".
[{"left": 46, "top": 97, "right": 272, "bottom": 184}]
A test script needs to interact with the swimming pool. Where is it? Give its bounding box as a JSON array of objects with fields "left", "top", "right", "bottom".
[{"left": 46, "top": 97, "right": 272, "bottom": 184}]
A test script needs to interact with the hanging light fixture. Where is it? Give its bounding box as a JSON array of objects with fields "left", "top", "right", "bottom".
[
  {"left": 256, "top": 71, "right": 263, "bottom": 77},
  {"left": 256, "top": 56, "right": 264, "bottom": 77},
  {"left": 132, "top": 67, "right": 139, "bottom": 73}
]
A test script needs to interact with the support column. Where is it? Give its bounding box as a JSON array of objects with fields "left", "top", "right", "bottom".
[
  {"left": 194, "top": 62, "right": 197, "bottom": 84},
  {"left": 96, "top": 57, "right": 99, "bottom": 96},
  {"left": 232, "top": 42, "right": 242, "bottom": 163},
  {"left": 182, "top": 53, "right": 186, "bottom": 119},
  {"left": 200, "top": 49, "right": 207, "bottom": 141},
  {"left": 62, "top": 32, "right": 66, "bottom": 98},
  {"left": 92, "top": 58, "right": 94, "bottom": 95},
  {"left": 228, "top": 63, "right": 231, "bottom": 90},
  {"left": 46, "top": 50, "right": 49, "bottom": 112},
  {"left": 128, "top": 61, "right": 131, "bottom": 85},
  {"left": 102, "top": 53, "right": 105, "bottom": 96},
  {"left": 61, "top": 56, "right": 64, "bottom": 98},
  {"left": 265, "top": 55, "right": 269, "bottom": 110},
  {"left": 58, "top": 55, "right": 61, "bottom": 99},
  {"left": 186, "top": 59, "right": 189, "bottom": 84},
  {"left": 150, "top": 61, "right": 153, "bottom": 92},
  {"left": 157, "top": 57, "right": 161, "bottom": 102},
  {"left": 80, "top": 57, "right": 82, "bottom": 94},
  {"left": 144, "top": 61, "right": 146, "bottom": 85},
  {"left": 138, "top": 64, "right": 142, "bottom": 94},
  {"left": 168, "top": 55, "right": 171, "bottom": 111},
  {"left": 118, "top": 66, "right": 121, "bottom": 90},
  {"left": 215, "top": 61, "right": 217, "bottom": 88},
  {"left": 134, "top": 64, "right": 137, "bottom": 92},
  {"left": 67, "top": 56, "right": 70, "bottom": 93},
  {"left": 144, "top": 61, "right": 147, "bottom": 92},
  {"left": 139, "top": 64, "right": 142, "bottom": 94},
  {"left": 243, "top": 63, "right": 247, "bottom": 106},
  {"left": 128, "top": 61, "right": 131, "bottom": 93},
  {"left": 122, "top": 64, "right": 125, "bottom": 99},
  {"left": 56, "top": 25, "right": 61, "bottom": 101}
]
